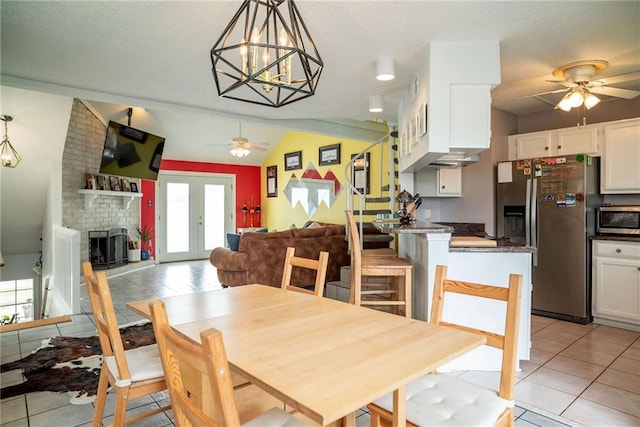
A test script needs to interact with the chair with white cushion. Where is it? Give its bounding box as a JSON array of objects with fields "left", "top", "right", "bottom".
[
  {"left": 148, "top": 299, "right": 307, "bottom": 427},
  {"left": 82, "top": 261, "right": 170, "bottom": 427},
  {"left": 368, "top": 264, "right": 523, "bottom": 427},
  {"left": 280, "top": 247, "right": 329, "bottom": 296}
]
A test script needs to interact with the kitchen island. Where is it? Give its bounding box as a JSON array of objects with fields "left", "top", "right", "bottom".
[{"left": 378, "top": 221, "right": 536, "bottom": 371}]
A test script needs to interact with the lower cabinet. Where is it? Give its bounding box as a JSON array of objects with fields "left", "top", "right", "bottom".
[{"left": 592, "top": 240, "right": 640, "bottom": 327}]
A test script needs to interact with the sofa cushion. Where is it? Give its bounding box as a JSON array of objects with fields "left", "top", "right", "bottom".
[{"left": 227, "top": 233, "right": 241, "bottom": 251}]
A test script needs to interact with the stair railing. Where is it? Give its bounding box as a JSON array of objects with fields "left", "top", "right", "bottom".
[{"left": 344, "top": 130, "right": 395, "bottom": 250}]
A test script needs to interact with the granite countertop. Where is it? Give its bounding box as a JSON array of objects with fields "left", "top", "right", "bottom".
[
  {"left": 373, "top": 221, "right": 454, "bottom": 234},
  {"left": 591, "top": 235, "right": 640, "bottom": 243},
  {"left": 449, "top": 240, "right": 537, "bottom": 253}
]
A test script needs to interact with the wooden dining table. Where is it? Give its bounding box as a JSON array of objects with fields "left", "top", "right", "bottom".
[{"left": 127, "top": 284, "right": 486, "bottom": 426}]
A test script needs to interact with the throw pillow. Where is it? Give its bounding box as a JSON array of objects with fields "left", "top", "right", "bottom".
[
  {"left": 226, "top": 233, "right": 241, "bottom": 251},
  {"left": 306, "top": 221, "right": 322, "bottom": 229}
]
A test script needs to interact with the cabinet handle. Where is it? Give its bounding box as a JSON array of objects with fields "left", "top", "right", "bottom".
[
  {"left": 545, "top": 146, "right": 549, "bottom": 150},
  {"left": 616, "top": 248, "right": 622, "bottom": 253},
  {"left": 557, "top": 145, "right": 562, "bottom": 150},
  {"left": 441, "top": 185, "right": 446, "bottom": 189},
  {"left": 638, "top": 267, "right": 640, "bottom": 272}
]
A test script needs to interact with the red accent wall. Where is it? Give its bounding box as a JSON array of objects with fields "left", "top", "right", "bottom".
[{"left": 140, "top": 159, "right": 261, "bottom": 257}]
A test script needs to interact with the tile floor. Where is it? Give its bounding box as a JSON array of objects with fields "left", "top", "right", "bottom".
[{"left": 1, "top": 260, "right": 639, "bottom": 426}]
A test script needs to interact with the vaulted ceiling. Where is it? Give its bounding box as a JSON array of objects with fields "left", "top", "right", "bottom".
[{"left": 1, "top": 1, "right": 639, "bottom": 166}]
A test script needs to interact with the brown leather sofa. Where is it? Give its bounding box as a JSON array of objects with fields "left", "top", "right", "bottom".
[{"left": 210, "top": 225, "right": 350, "bottom": 287}]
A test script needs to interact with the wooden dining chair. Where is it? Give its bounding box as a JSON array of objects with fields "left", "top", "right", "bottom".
[
  {"left": 148, "top": 300, "right": 307, "bottom": 427},
  {"left": 345, "top": 210, "right": 413, "bottom": 318},
  {"left": 367, "top": 264, "right": 523, "bottom": 427},
  {"left": 81, "top": 261, "right": 170, "bottom": 427},
  {"left": 346, "top": 211, "right": 397, "bottom": 258},
  {"left": 280, "top": 247, "right": 330, "bottom": 296}
]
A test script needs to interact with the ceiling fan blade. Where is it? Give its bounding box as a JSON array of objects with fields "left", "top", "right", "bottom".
[
  {"left": 591, "top": 86, "right": 640, "bottom": 99},
  {"left": 517, "top": 88, "right": 568, "bottom": 99},
  {"left": 599, "top": 70, "right": 640, "bottom": 86},
  {"left": 545, "top": 79, "right": 575, "bottom": 87},
  {"left": 252, "top": 146, "right": 268, "bottom": 152}
]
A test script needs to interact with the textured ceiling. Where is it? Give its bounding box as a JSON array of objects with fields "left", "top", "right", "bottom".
[{"left": 1, "top": 1, "right": 639, "bottom": 166}]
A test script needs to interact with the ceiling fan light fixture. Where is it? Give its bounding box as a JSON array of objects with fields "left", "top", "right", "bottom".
[
  {"left": 369, "top": 94, "right": 384, "bottom": 113},
  {"left": 584, "top": 91, "right": 601, "bottom": 110},
  {"left": 376, "top": 57, "right": 395, "bottom": 81},
  {"left": 230, "top": 147, "right": 250, "bottom": 158},
  {"left": 556, "top": 92, "right": 574, "bottom": 111}
]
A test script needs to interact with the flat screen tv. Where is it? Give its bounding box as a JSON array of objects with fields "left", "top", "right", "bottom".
[{"left": 99, "top": 121, "right": 165, "bottom": 181}]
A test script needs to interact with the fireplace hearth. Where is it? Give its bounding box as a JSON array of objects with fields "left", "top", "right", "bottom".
[{"left": 89, "top": 228, "right": 128, "bottom": 270}]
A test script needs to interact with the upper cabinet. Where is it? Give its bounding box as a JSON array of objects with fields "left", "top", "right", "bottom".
[
  {"left": 414, "top": 167, "right": 462, "bottom": 197},
  {"left": 398, "top": 41, "right": 501, "bottom": 173},
  {"left": 508, "top": 124, "right": 599, "bottom": 160},
  {"left": 600, "top": 118, "right": 640, "bottom": 194}
]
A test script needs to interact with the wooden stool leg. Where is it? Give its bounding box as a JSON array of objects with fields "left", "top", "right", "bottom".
[{"left": 404, "top": 268, "right": 412, "bottom": 318}]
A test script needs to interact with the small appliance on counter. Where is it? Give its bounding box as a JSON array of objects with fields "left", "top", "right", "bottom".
[{"left": 596, "top": 205, "right": 640, "bottom": 236}]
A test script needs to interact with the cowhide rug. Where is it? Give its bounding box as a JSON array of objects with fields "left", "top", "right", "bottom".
[{"left": 0, "top": 321, "right": 156, "bottom": 404}]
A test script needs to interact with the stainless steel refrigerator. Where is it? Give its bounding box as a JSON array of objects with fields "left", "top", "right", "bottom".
[{"left": 496, "top": 156, "right": 602, "bottom": 323}]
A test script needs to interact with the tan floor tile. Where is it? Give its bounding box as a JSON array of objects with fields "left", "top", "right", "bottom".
[
  {"left": 514, "top": 380, "right": 576, "bottom": 415},
  {"left": 621, "top": 345, "right": 640, "bottom": 362},
  {"left": 529, "top": 347, "right": 555, "bottom": 365},
  {"left": 571, "top": 334, "right": 629, "bottom": 356},
  {"left": 515, "top": 360, "right": 540, "bottom": 380},
  {"left": 524, "top": 366, "right": 591, "bottom": 396},
  {"left": 544, "top": 320, "right": 597, "bottom": 336},
  {"left": 597, "top": 367, "right": 640, "bottom": 395},
  {"left": 531, "top": 315, "right": 557, "bottom": 333},
  {"left": 610, "top": 356, "right": 640, "bottom": 376},
  {"left": 562, "top": 398, "right": 640, "bottom": 427},
  {"left": 559, "top": 342, "right": 622, "bottom": 367},
  {"left": 589, "top": 325, "right": 640, "bottom": 346},
  {"left": 531, "top": 335, "right": 570, "bottom": 354},
  {"left": 544, "top": 355, "right": 606, "bottom": 381},
  {"left": 581, "top": 382, "right": 640, "bottom": 418},
  {"left": 533, "top": 328, "right": 583, "bottom": 346},
  {"left": 630, "top": 337, "right": 640, "bottom": 349}
]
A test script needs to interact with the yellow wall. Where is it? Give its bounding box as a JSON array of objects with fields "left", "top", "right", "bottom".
[{"left": 261, "top": 130, "right": 390, "bottom": 231}]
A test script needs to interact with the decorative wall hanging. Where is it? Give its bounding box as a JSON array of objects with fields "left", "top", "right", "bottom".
[
  {"left": 284, "top": 150, "right": 302, "bottom": 171},
  {"left": 267, "top": 165, "right": 278, "bottom": 197},
  {"left": 319, "top": 143, "right": 341, "bottom": 166}
]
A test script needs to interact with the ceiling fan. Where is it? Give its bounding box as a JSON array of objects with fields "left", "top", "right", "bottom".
[
  {"left": 208, "top": 123, "right": 270, "bottom": 158},
  {"left": 531, "top": 60, "right": 640, "bottom": 111}
]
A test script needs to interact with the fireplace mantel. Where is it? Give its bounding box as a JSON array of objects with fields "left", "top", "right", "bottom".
[{"left": 78, "top": 189, "right": 142, "bottom": 209}]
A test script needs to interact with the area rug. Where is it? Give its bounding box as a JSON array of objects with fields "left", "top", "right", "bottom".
[{"left": 0, "top": 322, "right": 156, "bottom": 404}]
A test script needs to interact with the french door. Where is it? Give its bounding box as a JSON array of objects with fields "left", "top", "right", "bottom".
[{"left": 158, "top": 173, "right": 234, "bottom": 262}]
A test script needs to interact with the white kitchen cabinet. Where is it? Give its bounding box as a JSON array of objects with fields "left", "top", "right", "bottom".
[
  {"left": 600, "top": 118, "right": 640, "bottom": 194},
  {"left": 414, "top": 167, "right": 462, "bottom": 197},
  {"left": 592, "top": 240, "right": 640, "bottom": 328},
  {"left": 508, "top": 124, "right": 599, "bottom": 160}
]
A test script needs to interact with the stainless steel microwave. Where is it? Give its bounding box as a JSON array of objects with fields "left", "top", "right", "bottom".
[{"left": 597, "top": 206, "right": 640, "bottom": 235}]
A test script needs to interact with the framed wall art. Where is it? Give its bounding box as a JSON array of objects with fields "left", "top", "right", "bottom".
[
  {"left": 351, "top": 152, "right": 370, "bottom": 194},
  {"left": 319, "top": 143, "right": 341, "bottom": 166},
  {"left": 130, "top": 182, "right": 139, "bottom": 193},
  {"left": 266, "top": 165, "right": 278, "bottom": 197},
  {"left": 284, "top": 150, "right": 302, "bottom": 171}
]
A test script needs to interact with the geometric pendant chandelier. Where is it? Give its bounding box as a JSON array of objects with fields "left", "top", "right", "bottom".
[{"left": 210, "top": 0, "right": 323, "bottom": 108}]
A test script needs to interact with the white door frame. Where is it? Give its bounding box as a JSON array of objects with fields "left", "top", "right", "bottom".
[{"left": 157, "top": 171, "right": 235, "bottom": 263}]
